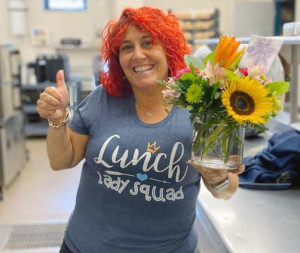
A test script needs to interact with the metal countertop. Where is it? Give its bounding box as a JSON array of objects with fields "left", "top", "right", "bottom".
[
  {"left": 196, "top": 121, "right": 300, "bottom": 253},
  {"left": 198, "top": 183, "right": 300, "bottom": 253}
]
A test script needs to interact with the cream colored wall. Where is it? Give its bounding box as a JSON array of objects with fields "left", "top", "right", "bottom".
[
  {"left": 0, "top": 0, "right": 144, "bottom": 79},
  {"left": 1, "top": 0, "right": 295, "bottom": 88},
  {"left": 296, "top": 0, "right": 300, "bottom": 21},
  {"left": 111, "top": 0, "right": 144, "bottom": 19},
  {"left": 144, "top": 0, "right": 274, "bottom": 35},
  {"left": 0, "top": 0, "right": 113, "bottom": 86},
  {"left": 1, "top": 0, "right": 110, "bottom": 67},
  {"left": 0, "top": 0, "right": 277, "bottom": 64},
  {"left": 144, "top": 0, "right": 232, "bottom": 34},
  {"left": 0, "top": 0, "right": 10, "bottom": 43}
]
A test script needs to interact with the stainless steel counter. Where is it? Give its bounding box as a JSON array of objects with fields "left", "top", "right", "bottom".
[
  {"left": 197, "top": 183, "right": 300, "bottom": 253},
  {"left": 195, "top": 120, "right": 300, "bottom": 253}
]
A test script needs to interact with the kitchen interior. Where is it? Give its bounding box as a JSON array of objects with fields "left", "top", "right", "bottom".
[{"left": 0, "top": 0, "right": 300, "bottom": 252}]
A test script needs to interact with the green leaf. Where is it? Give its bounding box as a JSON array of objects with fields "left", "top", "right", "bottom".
[
  {"left": 202, "top": 51, "right": 215, "bottom": 67},
  {"left": 228, "top": 49, "right": 245, "bottom": 70},
  {"left": 213, "top": 92, "right": 221, "bottom": 99},
  {"left": 253, "top": 124, "right": 267, "bottom": 133},
  {"left": 184, "top": 55, "right": 202, "bottom": 69},
  {"left": 180, "top": 73, "right": 195, "bottom": 82},
  {"left": 266, "top": 81, "right": 290, "bottom": 95},
  {"left": 201, "top": 83, "right": 218, "bottom": 104},
  {"left": 157, "top": 79, "right": 168, "bottom": 86},
  {"left": 178, "top": 78, "right": 193, "bottom": 91},
  {"left": 225, "top": 69, "right": 240, "bottom": 81}
]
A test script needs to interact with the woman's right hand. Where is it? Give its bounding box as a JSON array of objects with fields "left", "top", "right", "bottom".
[{"left": 36, "top": 70, "right": 70, "bottom": 122}]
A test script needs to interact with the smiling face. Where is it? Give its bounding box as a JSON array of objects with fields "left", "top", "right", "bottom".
[{"left": 119, "top": 25, "right": 169, "bottom": 91}]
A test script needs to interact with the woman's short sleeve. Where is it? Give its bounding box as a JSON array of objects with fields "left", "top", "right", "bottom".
[{"left": 68, "top": 86, "right": 103, "bottom": 135}]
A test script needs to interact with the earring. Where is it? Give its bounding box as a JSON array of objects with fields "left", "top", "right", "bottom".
[{"left": 122, "top": 74, "right": 127, "bottom": 80}]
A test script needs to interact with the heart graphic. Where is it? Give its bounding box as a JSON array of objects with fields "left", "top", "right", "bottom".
[{"left": 136, "top": 173, "right": 148, "bottom": 181}]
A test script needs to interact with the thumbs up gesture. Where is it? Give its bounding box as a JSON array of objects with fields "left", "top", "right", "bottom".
[{"left": 36, "top": 70, "right": 70, "bottom": 122}]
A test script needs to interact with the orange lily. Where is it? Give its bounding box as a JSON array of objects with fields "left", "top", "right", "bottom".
[{"left": 214, "top": 35, "right": 244, "bottom": 69}]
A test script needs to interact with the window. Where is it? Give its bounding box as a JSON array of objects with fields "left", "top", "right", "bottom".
[{"left": 44, "top": 0, "right": 87, "bottom": 11}]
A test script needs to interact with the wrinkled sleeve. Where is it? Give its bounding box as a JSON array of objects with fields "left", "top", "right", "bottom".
[{"left": 68, "top": 86, "right": 103, "bottom": 135}]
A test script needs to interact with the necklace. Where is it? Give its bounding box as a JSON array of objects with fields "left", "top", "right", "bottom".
[{"left": 135, "top": 100, "right": 154, "bottom": 117}]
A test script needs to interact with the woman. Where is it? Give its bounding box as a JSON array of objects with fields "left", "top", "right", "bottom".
[{"left": 37, "top": 7, "right": 243, "bottom": 253}]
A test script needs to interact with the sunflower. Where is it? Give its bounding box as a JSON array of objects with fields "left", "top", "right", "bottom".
[
  {"left": 186, "top": 84, "right": 202, "bottom": 103},
  {"left": 222, "top": 77, "right": 273, "bottom": 124}
]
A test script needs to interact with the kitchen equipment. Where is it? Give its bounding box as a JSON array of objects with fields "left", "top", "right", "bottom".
[
  {"left": 10, "top": 50, "right": 22, "bottom": 109},
  {"left": 33, "top": 54, "right": 70, "bottom": 83},
  {"left": 0, "top": 45, "right": 14, "bottom": 119},
  {"left": 0, "top": 111, "right": 26, "bottom": 199}
]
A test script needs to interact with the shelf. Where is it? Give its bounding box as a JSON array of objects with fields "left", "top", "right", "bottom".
[
  {"left": 23, "top": 105, "right": 37, "bottom": 114},
  {"left": 179, "top": 17, "right": 218, "bottom": 22},
  {"left": 24, "top": 121, "right": 49, "bottom": 137},
  {"left": 20, "top": 78, "right": 82, "bottom": 137},
  {"left": 55, "top": 44, "right": 98, "bottom": 51},
  {"left": 176, "top": 10, "right": 219, "bottom": 52},
  {"left": 194, "top": 36, "right": 300, "bottom": 45},
  {"left": 21, "top": 76, "right": 82, "bottom": 91},
  {"left": 182, "top": 28, "right": 218, "bottom": 33},
  {"left": 177, "top": 9, "right": 219, "bottom": 22},
  {"left": 21, "top": 83, "right": 56, "bottom": 90}
]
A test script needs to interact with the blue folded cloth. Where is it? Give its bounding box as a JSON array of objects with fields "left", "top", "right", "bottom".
[{"left": 240, "top": 129, "right": 300, "bottom": 185}]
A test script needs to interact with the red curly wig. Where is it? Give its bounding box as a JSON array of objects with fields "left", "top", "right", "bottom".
[{"left": 101, "top": 6, "right": 191, "bottom": 97}]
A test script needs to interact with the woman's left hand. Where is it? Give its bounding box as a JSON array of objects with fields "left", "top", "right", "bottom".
[{"left": 187, "top": 159, "right": 245, "bottom": 200}]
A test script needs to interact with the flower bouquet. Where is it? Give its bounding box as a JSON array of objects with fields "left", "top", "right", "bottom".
[{"left": 160, "top": 36, "right": 289, "bottom": 170}]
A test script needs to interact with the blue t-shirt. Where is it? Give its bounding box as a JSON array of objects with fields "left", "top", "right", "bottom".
[{"left": 65, "top": 86, "right": 201, "bottom": 253}]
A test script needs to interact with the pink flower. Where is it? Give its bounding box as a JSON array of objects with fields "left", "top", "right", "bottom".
[
  {"left": 247, "top": 62, "right": 267, "bottom": 80},
  {"left": 214, "top": 64, "right": 225, "bottom": 80},
  {"left": 265, "top": 76, "right": 272, "bottom": 84},
  {"left": 203, "top": 61, "right": 213, "bottom": 75},
  {"left": 162, "top": 88, "right": 181, "bottom": 103},
  {"left": 167, "top": 77, "right": 176, "bottom": 86},
  {"left": 240, "top": 67, "right": 248, "bottom": 76},
  {"left": 174, "top": 67, "right": 190, "bottom": 79},
  {"left": 203, "top": 62, "right": 225, "bottom": 86},
  {"left": 195, "top": 67, "right": 203, "bottom": 76}
]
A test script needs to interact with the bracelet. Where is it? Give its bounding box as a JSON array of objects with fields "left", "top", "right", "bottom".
[
  {"left": 48, "top": 108, "right": 71, "bottom": 128},
  {"left": 210, "top": 177, "right": 230, "bottom": 192}
]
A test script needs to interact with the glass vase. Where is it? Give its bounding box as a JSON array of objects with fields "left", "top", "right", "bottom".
[{"left": 191, "top": 113, "right": 245, "bottom": 170}]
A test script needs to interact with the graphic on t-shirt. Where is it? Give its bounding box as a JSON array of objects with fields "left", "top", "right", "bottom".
[
  {"left": 94, "top": 134, "right": 188, "bottom": 202},
  {"left": 147, "top": 141, "right": 160, "bottom": 154}
]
